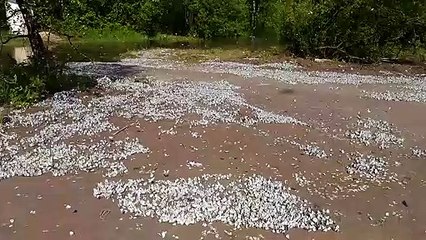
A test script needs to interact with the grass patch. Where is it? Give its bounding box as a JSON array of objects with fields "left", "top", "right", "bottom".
[
  {"left": 0, "top": 38, "right": 27, "bottom": 47},
  {"left": 75, "top": 27, "right": 201, "bottom": 45},
  {"left": 1, "top": 31, "right": 28, "bottom": 47},
  {"left": 78, "top": 27, "right": 148, "bottom": 43}
]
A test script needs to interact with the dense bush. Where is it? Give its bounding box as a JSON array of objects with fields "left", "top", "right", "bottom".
[{"left": 278, "top": 0, "right": 426, "bottom": 61}]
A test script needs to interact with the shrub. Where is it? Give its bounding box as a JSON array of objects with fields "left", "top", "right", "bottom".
[
  {"left": 0, "top": 66, "right": 46, "bottom": 107},
  {"left": 0, "top": 62, "right": 95, "bottom": 107},
  {"left": 279, "top": 0, "right": 426, "bottom": 61}
]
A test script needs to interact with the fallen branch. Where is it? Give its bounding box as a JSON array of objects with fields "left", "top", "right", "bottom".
[
  {"left": 316, "top": 46, "right": 371, "bottom": 63},
  {"left": 113, "top": 123, "right": 135, "bottom": 136}
]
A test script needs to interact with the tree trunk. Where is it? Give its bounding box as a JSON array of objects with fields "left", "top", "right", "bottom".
[{"left": 15, "top": 0, "right": 48, "bottom": 64}]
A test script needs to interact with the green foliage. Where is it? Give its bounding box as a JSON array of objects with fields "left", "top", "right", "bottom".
[
  {"left": 278, "top": 0, "right": 426, "bottom": 61},
  {"left": 60, "top": 0, "right": 105, "bottom": 33},
  {"left": 0, "top": 62, "right": 95, "bottom": 107},
  {"left": 80, "top": 25, "right": 148, "bottom": 42},
  {"left": 277, "top": 0, "right": 317, "bottom": 55},
  {"left": 55, "top": 0, "right": 424, "bottom": 61},
  {"left": 0, "top": 75, "right": 44, "bottom": 107},
  {"left": 61, "top": 0, "right": 250, "bottom": 39},
  {"left": 62, "top": 0, "right": 187, "bottom": 37},
  {"left": 2, "top": 0, "right": 425, "bottom": 72},
  {"left": 186, "top": 0, "right": 249, "bottom": 38},
  {"left": 0, "top": 65, "right": 46, "bottom": 107}
]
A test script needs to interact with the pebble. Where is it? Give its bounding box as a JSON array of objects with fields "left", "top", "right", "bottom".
[
  {"left": 186, "top": 160, "right": 203, "bottom": 169},
  {"left": 411, "top": 147, "right": 426, "bottom": 158},
  {"left": 159, "top": 231, "right": 167, "bottom": 238},
  {"left": 1, "top": 75, "right": 305, "bottom": 183}
]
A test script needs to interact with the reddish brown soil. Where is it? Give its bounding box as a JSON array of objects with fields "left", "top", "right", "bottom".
[{"left": 1, "top": 68, "right": 426, "bottom": 240}]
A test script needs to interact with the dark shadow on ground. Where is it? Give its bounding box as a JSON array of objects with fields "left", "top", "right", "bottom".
[{"left": 67, "top": 63, "right": 144, "bottom": 79}]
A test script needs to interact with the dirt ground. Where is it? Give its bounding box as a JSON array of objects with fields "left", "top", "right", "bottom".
[{"left": 1, "top": 55, "right": 426, "bottom": 240}]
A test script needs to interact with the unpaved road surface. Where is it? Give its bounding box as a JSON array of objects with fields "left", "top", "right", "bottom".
[{"left": 1, "top": 49, "right": 426, "bottom": 240}]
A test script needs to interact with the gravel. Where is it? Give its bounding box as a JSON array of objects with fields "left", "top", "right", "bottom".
[
  {"left": 0, "top": 138, "right": 148, "bottom": 180},
  {"left": 363, "top": 84, "right": 426, "bottom": 103},
  {"left": 96, "top": 77, "right": 305, "bottom": 127},
  {"left": 93, "top": 174, "right": 339, "bottom": 233},
  {"left": 0, "top": 87, "right": 152, "bottom": 181},
  {"left": 345, "top": 117, "right": 404, "bottom": 149},
  {"left": 294, "top": 170, "right": 370, "bottom": 200},
  {"left": 290, "top": 141, "right": 328, "bottom": 159},
  {"left": 1, "top": 72, "right": 304, "bottom": 182},
  {"left": 346, "top": 155, "right": 395, "bottom": 183},
  {"left": 71, "top": 49, "right": 425, "bottom": 87},
  {"left": 274, "top": 137, "right": 328, "bottom": 159}
]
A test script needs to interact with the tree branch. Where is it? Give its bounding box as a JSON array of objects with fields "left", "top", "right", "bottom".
[
  {"left": 64, "top": 34, "right": 94, "bottom": 63},
  {"left": 1, "top": 34, "right": 28, "bottom": 45}
]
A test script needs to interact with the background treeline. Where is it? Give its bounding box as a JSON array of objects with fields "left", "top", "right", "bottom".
[
  {"left": 55, "top": 0, "right": 426, "bottom": 60},
  {"left": 1, "top": 0, "right": 425, "bottom": 60}
]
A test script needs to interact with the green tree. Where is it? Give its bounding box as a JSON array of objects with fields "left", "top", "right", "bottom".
[
  {"left": 186, "top": 0, "right": 249, "bottom": 38},
  {"left": 0, "top": 0, "right": 82, "bottom": 106}
]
